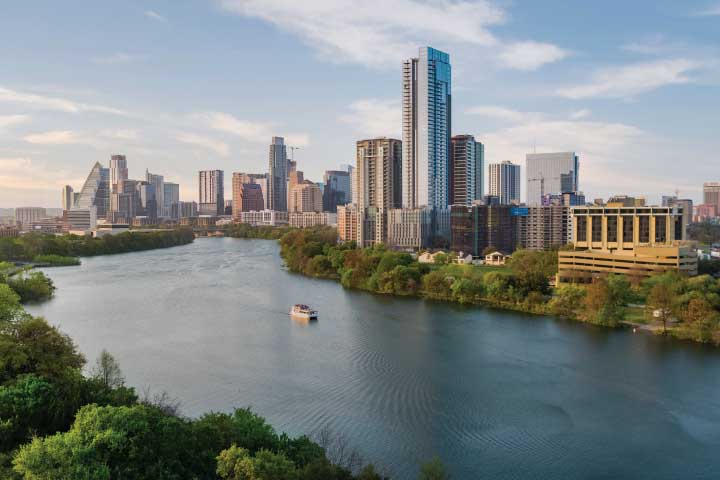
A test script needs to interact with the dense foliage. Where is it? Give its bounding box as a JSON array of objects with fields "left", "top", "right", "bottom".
[
  {"left": 0, "top": 229, "right": 194, "bottom": 262},
  {"left": 225, "top": 224, "right": 294, "bottom": 240},
  {"left": 279, "top": 227, "right": 720, "bottom": 345},
  {"left": 0, "top": 263, "right": 55, "bottom": 303},
  {"left": 32, "top": 254, "right": 81, "bottom": 266},
  {"left": 687, "top": 222, "right": 720, "bottom": 245}
]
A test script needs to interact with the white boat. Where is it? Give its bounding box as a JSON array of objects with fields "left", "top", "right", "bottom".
[{"left": 290, "top": 304, "right": 318, "bottom": 320}]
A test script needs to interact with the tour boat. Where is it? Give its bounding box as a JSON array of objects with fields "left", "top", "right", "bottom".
[{"left": 290, "top": 304, "right": 318, "bottom": 320}]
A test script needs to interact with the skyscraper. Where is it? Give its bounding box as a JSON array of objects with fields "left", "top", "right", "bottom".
[
  {"left": 290, "top": 181, "right": 323, "bottom": 213},
  {"left": 146, "top": 170, "right": 165, "bottom": 217},
  {"left": 526, "top": 152, "right": 580, "bottom": 205},
  {"left": 703, "top": 182, "right": 720, "bottom": 212},
  {"left": 450, "top": 135, "right": 483, "bottom": 205},
  {"left": 268, "top": 137, "right": 288, "bottom": 211},
  {"left": 75, "top": 161, "right": 110, "bottom": 219},
  {"left": 402, "top": 46, "right": 451, "bottom": 209},
  {"left": 198, "top": 170, "right": 224, "bottom": 216},
  {"left": 322, "top": 170, "right": 352, "bottom": 212},
  {"left": 61, "top": 185, "right": 74, "bottom": 211},
  {"left": 489, "top": 161, "right": 521, "bottom": 205},
  {"left": 110, "top": 155, "right": 128, "bottom": 192},
  {"left": 163, "top": 182, "right": 180, "bottom": 218}
]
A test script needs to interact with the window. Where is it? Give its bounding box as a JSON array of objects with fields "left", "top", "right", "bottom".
[
  {"left": 607, "top": 216, "right": 618, "bottom": 243},
  {"left": 639, "top": 216, "right": 650, "bottom": 243},
  {"left": 655, "top": 216, "right": 667, "bottom": 243},
  {"left": 623, "top": 217, "right": 634, "bottom": 243},
  {"left": 591, "top": 216, "right": 602, "bottom": 242},
  {"left": 577, "top": 216, "right": 587, "bottom": 242}
]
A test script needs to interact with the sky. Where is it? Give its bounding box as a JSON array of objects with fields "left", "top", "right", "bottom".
[{"left": 1, "top": 0, "right": 719, "bottom": 208}]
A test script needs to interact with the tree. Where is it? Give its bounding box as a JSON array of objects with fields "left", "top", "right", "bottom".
[
  {"left": 91, "top": 349, "right": 125, "bottom": 389},
  {"left": 582, "top": 275, "right": 630, "bottom": 327},
  {"left": 420, "top": 457, "right": 449, "bottom": 480},
  {"left": 5, "top": 271, "right": 55, "bottom": 303},
  {"left": 0, "top": 316, "right": 85, "bottom": 383},
  {"left": 0, "top": 284, "right": 26, "bottom": 323},
  {"left": 645, "top": 279, "right": 677, "bottom": 334},
  {"left": 549, "top": 284, "right": 586, "bottom": 319},
  {"left": 216, "top": 446, "right": 297, "bottom": 480}
]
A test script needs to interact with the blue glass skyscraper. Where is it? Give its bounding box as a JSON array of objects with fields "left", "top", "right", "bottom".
[{"left": 402, "top": 46, "right": 452, "bottom": 210}]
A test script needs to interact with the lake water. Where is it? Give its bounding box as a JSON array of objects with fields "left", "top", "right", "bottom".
[{"left": 26, "top": 238, "right": 720, "bottom": 479}]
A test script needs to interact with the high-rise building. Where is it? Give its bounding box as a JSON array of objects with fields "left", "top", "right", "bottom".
[
  {"left": 268, "top": 137, "right": 288, "bottom": 211},
  {"left": 514, "top": 205, "right": 572, "bottom": 250},
  {"left": 61, "top": 185, "right": 74, "bottom": 211},
  {"left": 287, "top": 170, "right": 304, "bottom": 213},
  {"left": 163, "top": 183, "right": 179, "bottom": 218},
  {"left": 450, "top": 135, "right": 483, "bottom": 205},
  {"left": 402, "top": 46, "right": 451, "bottom": 209},
  {"left": 232, "top": 179, "right": 264, "bottom": 216},
  {"left": 322, "top": 170, "right": 352, "bottom": 212},
  {"left": 356, "top": 138, "right": 402, "bottom": 245},
  {"left": 337, "top": 204, "right": 360, "bottom": 243},
  {"left": 290, "top": 181, "right": 323, "bottom": 213},
  {"left": 15, "top": 207, "right": 47, "bottom": 230},
  {"left": 137, "top": 182, "right": 157, "bottom": 218},
  {"left": 662, "top": 195, "right": 693, "bottom": 235},
  {"left": 198, "top": 170, "right": 224, "bottom": 216},
  {"left": 146, "top": 170, "right": 165, "bottom": 217},
  {"left": 110, "top": 155, "right": 128, "bottom": 192},
  {"left": 703, "top": 182, "right": 720, "bottom": 212},
  {"left": 489, "top": 161, "right": 521, "bottom": 205},
  {"left": 75, "top": 162, "right": 110, "bottom": 220},
  {"left": 451, "top": 204, "right": 517, "bottom": 256},
  {"left": 526, "top": 152, "right": 579, "bottom": 205}
]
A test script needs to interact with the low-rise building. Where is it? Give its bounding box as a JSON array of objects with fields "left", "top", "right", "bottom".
[
  {"left": 386, "top": 207, "right": 432, "bottom": 250},
  {"left": 0, "top": 225, "right": 19, "bottom": 238},
  {"left": 451, "top": 204, "right": 516, "bottom": 257},
  {"left": 558, "top": 205, "right": 697, "bottom": 282},
  {"left": 67, "top": 207, "right": 97, "bottom": 233},
  {"left": 239, "top": 210, "right": 289, "bottom": 227},
  {"left": 289, "top": 212, "right": 337, "bottom": 229}
]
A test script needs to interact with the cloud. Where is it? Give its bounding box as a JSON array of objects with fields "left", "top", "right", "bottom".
[
  {"left": 222, "top": 0, "right": 569, "bottom": 74},
  {"left": 466, "top": 105, "right": 544, "bottom": 123},
  {"left": 338, "top": 99, "right": 401, "bottom": 138},
  {"left": 557, "top": 59, "right": 702, "bottom": 99},
  {"left": 101, "top": 129, "right": 139, "bottom": 141},
  {"left": 176, "top": 133, "right": 229, "bottom": 156},
  {"left": 144, "top": 10, "right": 167, "bottom": 22},
  {"left": 0, "top": 86, "right": 128, "bottom": 116},
  {"left": 23, "top": 130, "right": 95, "bottom": 145},
  {"left": 93, "top": 53, "right": 145, "bottom": 65},
  {"left": 497, "top": 42, "right": 569, "bottom": 71},
  {"left": 569, "top": 109, "right": 591, "bottom": 120},
  {"left": 692, "top": 4, "right": 720, "bottom": 16},
  {"left": 192, "top": 111, "right": 310, "bottom": 146},
  {"left": 0, "top": 114, "right": 30, "bottom": 129},
  {"left": 0, "top": 157, "right": 83, "bottom": 192}
]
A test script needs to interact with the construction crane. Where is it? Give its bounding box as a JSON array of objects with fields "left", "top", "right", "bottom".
[{"left": 288, "top": 146, "right": 301, "bottom": 161}]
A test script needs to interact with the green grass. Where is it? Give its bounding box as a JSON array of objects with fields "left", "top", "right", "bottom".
[
  {"left": 33, "top": 254, "right": 81, "bottom": 267},
  {"left": 625, "top": 307, "right": 649, "bottom": 324}
]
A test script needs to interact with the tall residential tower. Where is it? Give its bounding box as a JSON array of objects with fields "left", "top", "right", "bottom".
[
  {"left": 450, "top": 135, "right": 483, "bottom": 205},
  {"left": 267, "top": 137, "right": 288, "bottom": 211},
  {"left": 489, "top": 161, "right": 521, "bottom": 205},
  {"left": 198, "top": 170, "right": 224, "bottom": 216}
]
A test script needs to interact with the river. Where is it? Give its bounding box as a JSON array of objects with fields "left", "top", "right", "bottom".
[{"left": 26, "top": 238, "right": 720, "bottom": 479}]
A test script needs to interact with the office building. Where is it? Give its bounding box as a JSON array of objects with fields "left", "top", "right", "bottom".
[
  {"left": 337, "top": 204, "right": 360, "bottom": 243},
  {"left": 287, "top": 170, "right": 304, "bottom": 212},
  {"left": 402, "top": 46, "right": 451, "bottom": 209},
  {"left": 694, "top": 204, "right": 717, "bottom": 222},
  {"left": 233, "top": 183, "right": 264, "bottom": 216},
  {"left": 356, "top": 138, "right": 403, "bottom": 245},
  {"left": 67, "top": 207, "right": 97, "bottom": 233},
  {"left": 161, "top": 183, "right": 179, "bottom": 218},
  {"left": 76, "top": 162, "right": 110, "bottom": 219},
  {"left": 145, "top": 170, "right": 164, "bottom": 217},
  {"left": 526, "top": 152, "right": 579, "bottom": 205},
  {"left": 558, "top": 205, "right": 696, "bottom": 282},
  {"left": 110, "top": 155, "right": 128, "bottom": 192},
  {"left": 323, "top": 170, "right": 352, "bottom": 212},
  {"left": 450, "top": 135, "right": 483, "bottom": 205},
  {"left": 199, "top": 170, "right": 224, "bottom": 216},
  {"left": 268, "top": 137, "right": 288, "bottom": 211},
  {"left": 607, "top": 195, "right": 646, "bottom": 207},
  {"left": 137, "top": 182, "right": 157, "bottom": 218},
  {"left": 489, "top": 161, "right": 521, "bottom": 205},
  {"left": 451, "top": 204, "right": 517, "bottom": 256},
  {"left": 238, "top": 210, "right": 289, "bottom": 227},
  {"left": 62, "top": 185, "right": 74, "bottom": 211},
  {"left": 542, "top": 191, "right": 585, "bottom": 207},
  {"left": 703, "top": 182, "right": 720, "bottom": 211},
  {"left": 15, "top": 207, "right": 47, "bottom": 230},
  {"left": 514, "top": 205, "right": 572, "bottom": 250},
  {"left": 662, "top": 196, "right": 693, "bottom": 236},
  {"left": 386, "top": 208, "right": 432, "bottom": 250},
  {"left": 0, "top": 225, "right": 19, "bottom": 238},
  {"left": 179, "top": 201, "right": 198, "bottom": 218},
  {"left": 289, "top": 212, "right": 337, "bottom": 229},
  {"left": 290, "top": 181, "right": 323, "bottom": 213}
]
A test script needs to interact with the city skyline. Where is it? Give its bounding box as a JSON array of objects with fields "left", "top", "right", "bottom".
[{"left": 1, "top": 1, "right": 719, "bottom": 208}]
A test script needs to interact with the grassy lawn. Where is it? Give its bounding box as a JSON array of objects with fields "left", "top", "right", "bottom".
[
  {"left": 474, "top": 264, "right": 510, "bottom": 273},
  {"left": 625, "top": 306, "right": 649, "bottom": 324}
]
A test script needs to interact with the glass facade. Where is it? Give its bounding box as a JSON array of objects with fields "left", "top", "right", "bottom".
[
  {"left": 75, "top": 162, "right": 110, "bottom": 219},
  {"left": 526, "top": 152, "right": 580, "bottom": 205}
]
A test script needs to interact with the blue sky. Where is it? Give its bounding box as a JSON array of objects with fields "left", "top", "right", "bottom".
[{"left": 1, "top": 0, "right": 719, "bottom": 207}]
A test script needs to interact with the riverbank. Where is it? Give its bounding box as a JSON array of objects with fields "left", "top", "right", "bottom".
[{"left": 274, "top": 226, "right": 720, "bottom": 347}]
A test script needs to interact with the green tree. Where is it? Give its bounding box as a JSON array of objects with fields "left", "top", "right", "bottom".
[
  {"left": 0, "top": 285, "right": 26, "bottom": 323},
  {"left": 549, "top": 284, "right": 586, "bottom": 319},
  {"left": 419, "top": 457, "right": 449, "bottom": 480},
  {"left": 645, "top": 279, "right": 677, "bottom": 334},
  {"left": 91, "top": 349, "right": 125, "bottom": 389},
  {"left": 6, "top": 271, "right": 55, "bottom": 303},
  {"left": 217, "top": 446, "right": 298, "bottom": 480},
  {"left": 582, "top": 275, "right": 631, "bottom": 327}
]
